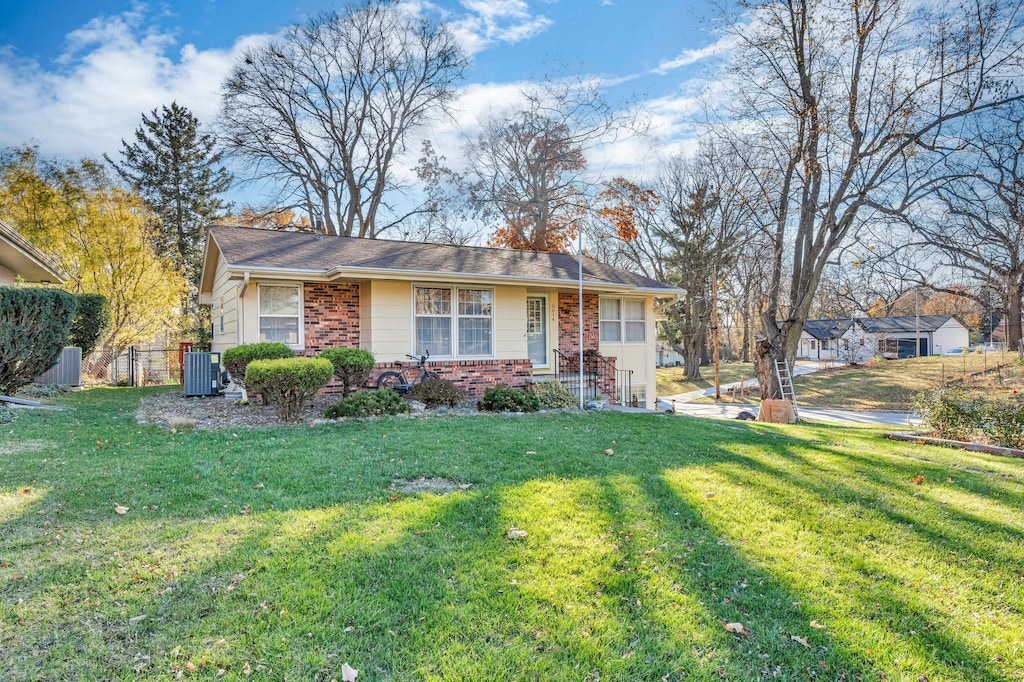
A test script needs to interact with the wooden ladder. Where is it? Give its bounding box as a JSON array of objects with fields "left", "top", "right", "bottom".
[{"left": 774, "top": 358, "right": 799, "bottom": 422}]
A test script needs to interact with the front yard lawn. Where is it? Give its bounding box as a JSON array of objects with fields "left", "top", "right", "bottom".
[
  {"left": 656, "top": 362, "right": 755, "bottom": 396},
  {"left": 1, "top": 387, "right": 1022, "bottom": 681}
]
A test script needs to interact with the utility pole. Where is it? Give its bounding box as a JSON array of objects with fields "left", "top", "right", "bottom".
[{"left": 712, "top": 265, "right": 721, "bottom": 400}]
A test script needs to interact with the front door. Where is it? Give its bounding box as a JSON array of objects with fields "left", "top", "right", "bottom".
[{"left": 527, "top": 296, "right": 548, "bottom": 368}]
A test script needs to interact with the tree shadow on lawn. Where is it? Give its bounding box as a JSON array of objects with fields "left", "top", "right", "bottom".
[
  {"left": 685, "top": 437, "right": 1022, "bottom": 681},
  {"left": 3, "top": 408, "right": 1022, "bottom": 680}
]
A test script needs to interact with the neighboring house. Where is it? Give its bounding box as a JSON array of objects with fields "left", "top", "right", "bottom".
[
  {"left": 798, "top": 319, "right": 853, "bottom": 361},
  {"left": 0, "top": 218, "right": 65, "bottom": 285},
  {"left": 656, "top": 343, "right": 686, "bottom": 367},
  {"left": 797, "top": 315, "right": 970, "bottom": 361},
  {"left": 198, "top": 226, "right": 681, "bottom": 408}
]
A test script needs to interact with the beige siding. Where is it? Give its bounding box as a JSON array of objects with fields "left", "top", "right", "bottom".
[
  {"left": 365, "top": 280, "right": 413, "bottom": 361},
  {"left": 598, "top": 296, "right": 657, "bottom": 409},
  {"left": 0, "top": 263, "right": 14, "bottom": 285},
  {"left": 210, "top": 256, "right": 238, "bottom": 354},
  {"left": 495, "top": 286, "right": 528, "bottom": 360}
]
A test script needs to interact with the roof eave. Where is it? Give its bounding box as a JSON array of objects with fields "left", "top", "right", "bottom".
[{"left": 219, "top": 262, "right": 680, "bottom": 294}]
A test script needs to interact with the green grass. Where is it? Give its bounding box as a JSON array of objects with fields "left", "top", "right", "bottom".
[
  {"left": 656, "top": 362, "right": 755, "bottom": 396},
  {"left": 794, "top": 352, "right": 1022, "bottom": 410},
  {"left": 2, "top": 387, "right": 1023, "bottom": 681}
]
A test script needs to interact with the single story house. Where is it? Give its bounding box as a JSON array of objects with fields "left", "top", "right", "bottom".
[
  {"left": 0, "top": 218, "right": 65, "bottom": 285},
  {"left": 797, "top": 315, "right": 970, "bottom": 361},
  {"left": 198, "top": 225, "right": 681, "bottom": 408},
  {"left": 797, "top": 319, "right": 853, "bottom": 361},
  {"left": 656, "top": 342, "right": 686, "bottom": 367}
]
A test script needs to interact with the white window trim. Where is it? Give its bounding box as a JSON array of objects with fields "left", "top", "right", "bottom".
[
  {"left": 599, "top": 296, "right": 647, "bottom": 344},
  {"left": 257, "top": 283, "right": 304, "bottom": 349},
  {"left": 412, "top": 284, "right": 495, "bottom": 359},
  {"left": 526, "top": 294, "right": 550, "bottom": 369}
]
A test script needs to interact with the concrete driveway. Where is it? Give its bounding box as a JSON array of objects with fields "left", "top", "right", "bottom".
[{"left": 667, "top": 401, "right": 919, "bottom": 427}]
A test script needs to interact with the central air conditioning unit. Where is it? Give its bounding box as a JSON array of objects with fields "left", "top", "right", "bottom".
[{"left": 183, "top": 352, "right": 222, "bottom": 397}]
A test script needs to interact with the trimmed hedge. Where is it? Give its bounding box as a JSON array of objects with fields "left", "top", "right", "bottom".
[
  {"left": 411, "top": 377, "right": 465, "bottom": 408},
  {"left": 69, "top": 293, "right": 110, "bottom": 356},
  {"left": 478, "top": 385, "right": 540, "bottom": 413},
  {"left": 223, "top": 342, "right": 294, "bottom": 388},
  {"left": 244, "top": 357, "right": 333, "bottom": 422},
  {"left": 0, "top": 287, "right": 78, "bottom": 394},
  {"left": 325, "top": 389, "right": 410, "bottom": 419},
  {"left": 320, "top": 347, "right": 375, "bottom": 397},
  {"left": 531, "top": 380, "right": 579, "bottom": 409}
]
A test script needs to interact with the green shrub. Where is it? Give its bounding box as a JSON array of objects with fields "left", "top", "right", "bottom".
[
  {"left": 68, "top": 293, "right": 110, "bottom": 356},
  {"left": 982, "top": 394, "right": 1024, "bottom": 449},
  {"left": 244, "top": 357, "right": 333, "bottom": 422},
  {"left": 223, "top": 342, "right": 294, "bottom": 389},
  {"left": 411, "top": 377, "right": 465, "bottom": 408},
  {"left": 325, "top": 389, "right": 410, "bottom": 418},
  {"left": 0, "top": 404, "right": 16, "bottom": 425},
  {"left": 15, "top": 383, "right": 71, "bottom": 399},
  {"left": 0, "top": 287, "right": 78, "bottom": 394},
  {"left": 531, "top": 380, "right": 578, "bottom": 409},
  {"left": 319, "top": 347, "right": 375, "bottom": 397},
  {"left": 478, "top": 385, "right": 540, "bottom": 413},
  {"left": 913, "top": 388, "right": 982, "bottom": 441}
]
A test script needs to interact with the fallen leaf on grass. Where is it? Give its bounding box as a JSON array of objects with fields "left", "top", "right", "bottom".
[
  {"left": 526, "top": 450, "right": 536, "bottom": 455},
  {"left": 341, "top": 663, "right": 358, "bottom": 681},
  {"left": 724, "top": 622, "right": 750, "bottom": 636},
  {"left": 791, "top": 635, "right": 810, "bottom": 648},
  {"left": 254, "top": 482, "right": 265, "bottom": 490},
  {"left": 114, "top": 504, "right": 129, "bottom": 515},
  {"left": 809, "top": 620, "right": 826, "bottom": 629},
  {"left": 604, "top": 448, "right": 614, "bottom": 456},
  {"left": 243, "top": 662, "right": 251, "bottom": 676},
  {"left": 21, "top": 487, "right": 31, "bottom": 494},
  {"left": 705, "top": 492, "right": 716, "bottom": 499},
  {"left": 912, "top": 475, "right": 925, "bottom": 485},
  {"left": 507, "top": 527, "right": 528, "bottom": 540}
]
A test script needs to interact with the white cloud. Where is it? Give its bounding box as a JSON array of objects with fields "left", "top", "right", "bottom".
[
  {"left": 652, "top": 34, "right": 736, "bottom": 75},
  {"left": 0, "top": 10, "right": 269, "bottom": 160},
  {"left": 451, "top": 0, "right": 553, "bottom": 54}
]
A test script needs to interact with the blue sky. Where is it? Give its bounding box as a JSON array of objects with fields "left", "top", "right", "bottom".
[{"left": 0, "top": 1, "right": 730, "bottom": 197}]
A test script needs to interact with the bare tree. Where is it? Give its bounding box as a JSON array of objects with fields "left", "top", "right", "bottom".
[
  {"left": 897, "top": 105, "right": 1024, "bottom": 349},
  {"left": 466, "top": 77, "right": 627, "bottom": 252},
  {"left": 715, "top": 0, "right": 1024, "bottom": 398},
  {"left": 218, "top": 2, "right": 467, "bottom": 238}
]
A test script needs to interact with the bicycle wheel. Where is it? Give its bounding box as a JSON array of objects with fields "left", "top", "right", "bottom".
[
  {"left": 376, "top": 371, "right": 404, "bottom": 392},
  {"left": 422, "top": 371, "right": 441, "bottom": 383}
]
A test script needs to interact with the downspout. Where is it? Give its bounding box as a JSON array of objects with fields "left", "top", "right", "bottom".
[{"left": 237, "top": 272, "right": 251, "bottom": 346}]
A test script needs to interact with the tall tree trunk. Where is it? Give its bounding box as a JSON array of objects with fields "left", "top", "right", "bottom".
[{"left": 1008, "top": 273, "right": 1023, "bottom": 350}]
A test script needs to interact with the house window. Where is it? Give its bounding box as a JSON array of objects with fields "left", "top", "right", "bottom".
[
  {"left": 259, "top": 285, "right": 301, "bottom": 347},
  {"left": 600, "top": 297, "right": 646, "bottom": 343},
  {"left": 414, "top": 286, "right": 492, "bottom": 357},
  {"left": 810, "top": 339, "right": 818, "bottom": 350},
  {"left": 821, "top": 339, "right": 830, "bottom": 350}
]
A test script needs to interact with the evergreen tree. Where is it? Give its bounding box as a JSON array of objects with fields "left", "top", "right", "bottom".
[{"left": 106, "top": 102, "right": 231, "bottom": 288}]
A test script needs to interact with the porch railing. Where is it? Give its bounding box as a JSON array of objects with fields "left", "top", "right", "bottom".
[{"left": 551, "top": 349, "right": 632, "bottom": 405}]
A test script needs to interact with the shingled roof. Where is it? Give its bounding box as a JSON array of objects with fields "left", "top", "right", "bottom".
[
  {"left": 856, "top": 315, "right": 958, "bottom": 333},
  {"left": 0, "top": 218, "right": 66, "bottom": 283},
  {"left": 802, "top": 318, "right": 853, "bottom": 340},
  {"left": 202, "top": 225, "right": 679, "bottom": 293}
]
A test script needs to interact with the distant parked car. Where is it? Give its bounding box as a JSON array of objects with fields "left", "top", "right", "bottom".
[{"left": 943, "top": 347, "right": 966, "bottom": 355}]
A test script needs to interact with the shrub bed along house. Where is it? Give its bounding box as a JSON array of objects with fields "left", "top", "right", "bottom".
[
  {"left": 244, "top": 357, "right": 333, "bottom": 422},
  {"left": 531, "top": 379, "right": 578, "bottom": 409},
  {"left": 411, "top": 377, "right": 466, "bottom": 408},
  {"left": 478, "top": 385, "right": 540, "bottom": 413},
  {"left": 223, "top": 342, "right": 295, "bottom": 390},
  {"left": 325, "top": 388, "right": 411, "bottom": 418},
  {"left": 319, "top": 347, "right": 375, "bottom": 397}
]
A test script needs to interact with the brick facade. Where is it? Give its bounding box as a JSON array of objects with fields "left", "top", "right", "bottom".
[
  {"left": 557, "top": 292, "right": 600, "bottom": 355},
  {"left": 370, "top": 358, "right": 532, "bottom": 398},
  {"left": 303, "top": 282, "right": 360, "bottom": 351}
]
